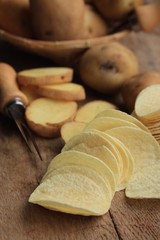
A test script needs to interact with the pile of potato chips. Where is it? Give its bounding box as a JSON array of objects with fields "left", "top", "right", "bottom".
[
  {"left": 134, "top": 84, "right": 160, "bottom": 144},
  {"left": 29, "top": 108, "right": 160, "bottom": 216}
]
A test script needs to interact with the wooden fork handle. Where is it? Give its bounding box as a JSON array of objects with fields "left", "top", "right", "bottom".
[{"left": 0, "top": 63, "right": 28, "bottom": 112}]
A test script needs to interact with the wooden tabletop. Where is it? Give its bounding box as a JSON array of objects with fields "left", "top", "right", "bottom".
[{"left": 0, "top": 29, "right": 160, "bottom": 240}]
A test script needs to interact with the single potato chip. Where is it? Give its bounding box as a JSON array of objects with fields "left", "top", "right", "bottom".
[
  {"left": 42, "top": 165, "right": 111, "bottom": 200},
  {"left": 95, "top": 109, "right": 149, "bottom": 132},
  {"left": 90, "top": 129, "right": 134, "bottom": 191},
  {"left": 125, "top": 162, "right": 160, "bottom": 199},
  {"left": 29, "top": 172, "right": 111, "bottom": 216},
  {"left": 106, "top": 126, "right": 160, "bottom": 171},
  {"left": 47, "top": 150, "right": 116, "bottom": 196},
  {"left": 67, "top": 144, "right": 120, "bottom": 185},
  {"left": 135, "top": 84, "right": 160, "bottom": 119},
  {"left": 84, "top": 116, "right": 139, "bottom": 132}
]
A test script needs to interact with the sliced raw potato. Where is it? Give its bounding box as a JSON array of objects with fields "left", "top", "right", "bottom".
[
  {"left": 135, "top": 84, "right": 160, "bottom": 120},
  {"left": 84, "top": 116, "right": 139, "bottom": 132},
  {"left": 105, "top": 126, "right": 160, "bottom": 170},
  {"left": 29, "top": 172, "right": 110, "bottom": 216},
  {"left": 36, "top": 83, "right": 86, "bottom": 101},
  {"left": 20, "top": 85, "right": 39, "bottom": 103},
  {"left": 60, "top": 121, "right": 86, "bottom": 143},
  {"left": 96, "top": 109, "right": 149, "bottom": 132},
  {"left": 90, "top": 129, "right": 134, "bottom": 191},
  {"left": 47, "top": 150, "right": 116, "bottom": 196},
  {"left": 75, "top": 100, "right": 117, "bottom": 123},
  {"left": 18, "top": 67, "right": 73, "bottom": 86},
  {"left": 25, "top": 98, "right": 77, "bottom": 138},
  {"left": 125, "top": 162, "right": 160, "bottom": 199}
]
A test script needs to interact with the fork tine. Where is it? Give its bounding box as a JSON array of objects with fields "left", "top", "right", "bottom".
[
  {"left": 8, "top": 107, "right": 33, "bottom": 154},
  {"left": 8, "top": 107, "right": 43, "bottom": 161},
  {"left": 21, "top": 122, "right": 43, "bottom": 161}
]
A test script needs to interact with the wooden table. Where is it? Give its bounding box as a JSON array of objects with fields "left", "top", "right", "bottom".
[{"left": 0, "top": 29, "right": 160, "bottom": 240}]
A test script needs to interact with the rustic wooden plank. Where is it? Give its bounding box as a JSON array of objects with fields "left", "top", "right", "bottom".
[
  {"left": 110, "top": 191, "right": 160, "bottom": 240},
  {"left": 0, "top": 118, "right": 118, "bottom": 240}
]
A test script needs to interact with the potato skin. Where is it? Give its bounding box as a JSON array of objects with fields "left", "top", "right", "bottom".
[
  {"left": 30, "top": 0, "right": 85, "bottom": 41},
  {"left": 121, "top": 71, "right": 160, "bottom": 112},
  {"left": 79, "top": 42, "right": 139, "bottom": 95},
  {"left": 92, "top": 0, "right": 143, "bottom": 20},
  {"left": 0, "top": 0, "right": 32, "bottom": 37},
  {"left": 80, "top": 4, "right": 108, "bottom": 39}
]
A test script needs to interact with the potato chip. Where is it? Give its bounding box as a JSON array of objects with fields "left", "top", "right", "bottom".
[
  {"left": 42, "top": 165, "right": 111, "bottom": 199},
  {"left": 84, "top": 116, "right": 139, "bottom": 132},
  {"left": 95, "top": 109, "right": 149, "bottom": 132},
  {"left": 125, "top": 162, "right": 160, "bottom": 199},
  {"left": 62, "top": 130, "right": 122, "bottom": 174},
  {"left": 29, "top": 172, "right": 111, "bottom": 216},
  {"left": 47, "top": 150, "right": 116, "bottom": 195},
  {"left": 106, "top": 126, "right": 160, "bottom": 170},
  {"left": 66, "top": 144, "right": 120, "bottom": 185},
  {"left": 89, "top": 129, "right": 134, "bottom": 191},
  {"left": 135, "top": 84, "right": 160, "bottom": 119}
]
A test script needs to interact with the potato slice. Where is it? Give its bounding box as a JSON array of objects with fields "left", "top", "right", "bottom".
[
  {"left": 29, "top": 171, "right": 110, "bottom": 216},
  {"left": 105, "top": 126, "right": 160, "bottom": 171},
  {"left": 96, "top": 109, "right": 149, "bottom": 132},
  {"left": 25, "top": 98, "right": 77, "bottom": 137},
  {"left": 75, "top": 100, "right": 117, "bottom": 123},
  {"left": 18, "top": 67, "right": 73, "bottom": 86},
  {"left": 20, "top": 85, "right": 39, "bottom": 103},
  {"left": 47, "top": 150, "right": 116, "bottom": 196},
  {"left": 91, "top": 129, "right": 134, "bottom": 191},
  {"left": 36, "top": 83, "right": 86, "bottom": 101},
  {"left": 60, "top": 121, "right": 86, "bottom": 143},
  {"left": 84, "top": 116, "right": 139, "bottom": 132}
]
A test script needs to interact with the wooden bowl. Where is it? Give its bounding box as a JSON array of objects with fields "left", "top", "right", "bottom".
[{"left": 0, "top": 29, "right": 129, "bottom": 65}]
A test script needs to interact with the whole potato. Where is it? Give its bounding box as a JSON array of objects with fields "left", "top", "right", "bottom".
[
  {"left": 79, "top": 42, "right": 139, "bottom": 95},
  {"left": 0, "top": 0, "right": 32, "bottom": 37},
  {"left": 92, "top": 0, "right": 143, "bottom": 20},
  {"left": 30, "top": 0, "right": 85, "bottom": 41},
  {"left": 121, "top": 71, "right": 160, "bottom": 112},
  {"left": 81, "top": 4, "right": 108, "bottom": 39}
]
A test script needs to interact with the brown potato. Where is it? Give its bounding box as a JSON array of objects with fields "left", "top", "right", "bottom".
[
  {"left": 0, "top": 0, "right": 32, "bottom": 37},
  {"left": 81, "top": 4, "right": 108, "bottom": 39},
  {"left": 121, "top": 71, "right": 160, "bottom": 113},
  {"left": 79, "top": 42, "right": 139, "bottom": 95},
  {"left": 92, "top": 0, "right": 143, "bottom": 20},
  {"left": 30, "top": 0, "right": 85, "bottom": 41}
]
